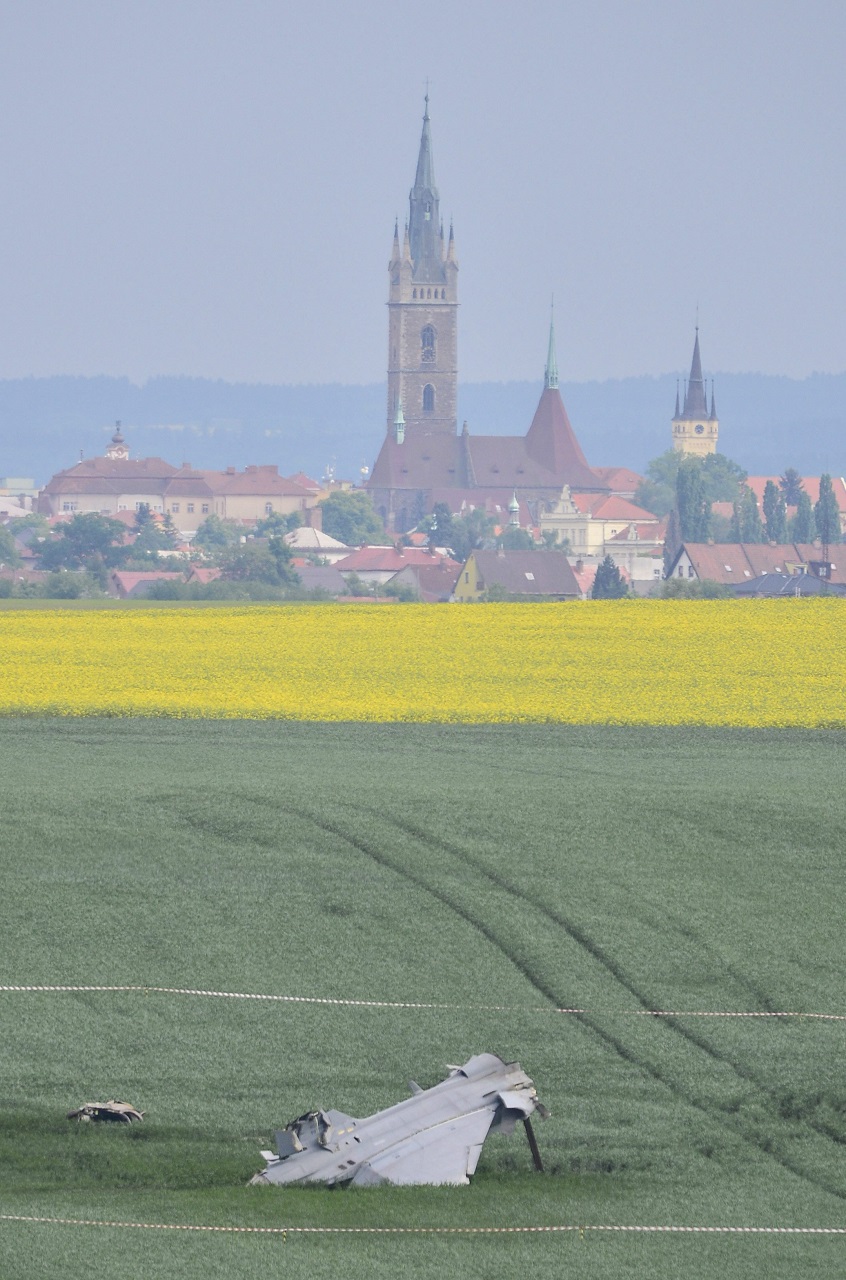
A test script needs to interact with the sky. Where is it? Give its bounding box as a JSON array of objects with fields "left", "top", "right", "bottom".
[{"left": 0, "top": 0, "right": 844, "bottom": 387}]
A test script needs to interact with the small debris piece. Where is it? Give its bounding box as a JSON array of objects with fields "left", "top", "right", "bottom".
[{"left": 67, "top": 1100, "right": 144, "bottom": 1124}]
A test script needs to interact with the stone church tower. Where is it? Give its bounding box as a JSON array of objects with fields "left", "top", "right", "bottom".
[
  {"left": 386, "top": 97, "right": 458, "bottom": 439},
  {"left": 672, "top": 328, "right": 718, "bottom": 456}
]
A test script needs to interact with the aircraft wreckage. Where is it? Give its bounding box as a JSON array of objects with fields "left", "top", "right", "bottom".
[{"left": 250, "top": 1053, "right": 548, "bottom": 1187}]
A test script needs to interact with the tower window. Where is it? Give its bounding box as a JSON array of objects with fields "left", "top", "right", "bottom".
[
  {"left": 421, "top": 325, "right": 435, "bottom": 362},
  {"left": 427, "top": 288, "right": 432, "bottom": 298},
  {"left": 412, "top": 288, "right": 417, "bottom": 299},
  {"left": 441, "top": 288, "right": 445, "bottom": 299},
  {"left": 423, "top": 384, "right": 435, "bottom": 412}
]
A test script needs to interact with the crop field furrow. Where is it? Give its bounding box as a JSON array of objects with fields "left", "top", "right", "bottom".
[{"left": 329, "top": 803, "right": 846, "bottom": 1203}]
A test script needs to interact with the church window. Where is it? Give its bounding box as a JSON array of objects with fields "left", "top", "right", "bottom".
[
  {"left": 427, "top": 288, "right": 432, "bottom": 298},
  {"left": 413, "top": 289, "right": 417, "bottom": 298},
  {"left": 423, "top": 384, "right": 435, "bottom": 412},
  {"left": 421, "top": 325, "right": 435, "bottom": 362},
  {"left": 441, "top": 289, "right": 445, "bottom": 299}
]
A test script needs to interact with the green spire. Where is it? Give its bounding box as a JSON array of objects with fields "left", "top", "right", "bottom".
[
  {"left": 394, "top": 398, "right": 405, "bottom": 444},
  {"left": 545, "top": 301, "right": 559, "bottom": 390}
]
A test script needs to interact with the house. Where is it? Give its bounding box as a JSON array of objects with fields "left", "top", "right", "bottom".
[
  {"left": 39, "top": 427, "right": 317, "bottom": 537},
  {"left": 110, "top": 570, "right": 184, "bottom": 599},
  {"left": 283, "top": 526, "right": 352, "bottom": 563},
  {"left": 732, "top": 573, "right": 846, "bottom": 598},
  {"left": 334, "top": 545, "right": 459, "bottom": 587},
  {"left": 539, "top": 485, "right": 661, "bottom": 557},
  {"left": 453, "top": 550, "right": 581, "bottom": 602},
  {"left": 388, "top": 559, "right": 462, "bottom": 602},
  {"left": 665, "top": 543, "right": 846, "bottom": 586}
]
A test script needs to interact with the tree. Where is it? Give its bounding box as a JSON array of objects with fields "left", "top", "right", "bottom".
[
  {"left": 662, "top": 507, "right": 682, "bottom": 576},
  {"left": 735, "top": 487, "right": 765, "bottom": 543},
  {"left": 428, "top": 502, "right": 454, "bottom": 542},
  {"left": 255, "top": 511, "right": 302, "bottom": 538},
  {"left": 815, "top": 473, "right": 842, "bottom": 550},
  {"left": 676, "top": 458, "right": 710, "bottom": 542},
  {"left": 790, "top": 490, "right": 816, "bottom": 544},
  {"left": 38, "top": 512, "right": 127, "bottom": 571},
  {"left": 447, "top": 507, "right": 495, "bottom": 563},
  {"left": 193, "top": 514, "right": 238, "bottom": 553},
  {"left": 762, "top": 480, "right": 787, "bottom": 543},
  {"left": 220, "top": 537, "right": 300, "bottom": 590},
  {"left": 318, "top": 491, "right": 386, "bottom": 546},
  {"left": 0, "top": 523, "right": 20, "bottom": 567},
  {"left": 497, "top": 526, "right": 535, "bottom": 551},
  {"left": 636, "top": 450, "right": 746, "bottom": 518},
  {"left": 779, "top": 467, "right": 804, "bottom": 505},
  {"left": 592, "top": 555, "right": 628, "bottom": 599}
]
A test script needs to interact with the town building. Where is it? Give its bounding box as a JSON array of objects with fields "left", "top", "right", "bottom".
[
  {"left": 672, "top": 329, "right": 718, "bottom": 456},
  {"left": 39, "top": 425, "right": 316, "bottom": 536},
  {"left": 665, "top": 542, "right": 844, "bottom": 586},
  {"left": 453, "top": 550, "right": 582, "bottom": 602},
  {"left": 367, "top": 103, "right": 612, "bottom": 532}
]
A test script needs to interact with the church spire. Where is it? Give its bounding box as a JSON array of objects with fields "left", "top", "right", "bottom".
[
  {"left": 545, "top": 302, "right": 559, "bottom": 390},
  {"left": 408, "top": 94, "right": 443, "bottom": 280},
  {"left": 682, "top": 326, "right": 708, "bottom": 418}
]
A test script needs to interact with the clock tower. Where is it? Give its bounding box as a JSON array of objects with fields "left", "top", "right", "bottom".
[
  {"left": 386, "top": 97, "right": 458, "bottom": 438},
  {"left": 672, "top": 328, "right": 718, "bottom": 456}
]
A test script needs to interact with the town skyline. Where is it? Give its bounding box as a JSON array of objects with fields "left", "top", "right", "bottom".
[{"left": 0, "top": 1, "right": 844, "bottom": 388}]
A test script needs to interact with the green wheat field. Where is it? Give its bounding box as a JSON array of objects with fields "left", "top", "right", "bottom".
[{"left": 1, "top": 720, "right": 844, "bottom": 1279}]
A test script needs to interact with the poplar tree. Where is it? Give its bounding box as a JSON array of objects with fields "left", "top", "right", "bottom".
[
  {"left": 814, "top": 473, "right": 841, "bottom": 550},
  {"left": 676, "top": 459, "right": 711, "bottom": 542},
  {"left": 737, "top": 488, "right": 765, "bottom": 543},
  {"left": 790, "top": 491, "right": 816, "bottom": 544},
  {"left": 762, "top": 480, "right": 787, "bottom": 543}
]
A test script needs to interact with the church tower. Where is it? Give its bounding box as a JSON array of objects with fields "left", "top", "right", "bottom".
[
  {"left": 672, "top": 328, "right": 718, "bottom": 456},
  {"left": 386, "top": 97, "right": 458, "bottom": 437}
]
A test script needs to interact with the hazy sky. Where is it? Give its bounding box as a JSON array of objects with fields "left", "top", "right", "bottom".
[{"left": 1, "top": 0, "right": 843, "bottom": 386}]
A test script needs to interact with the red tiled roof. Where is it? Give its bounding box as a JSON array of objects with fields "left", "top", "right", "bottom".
[
  {"left": 746, "top": 476, "right": 846, "bottom": 512},
  {"left": 591, "top": 466, "right": 643, "bottom": 492},
  {"left": 390, "top": 561, "right": 463, "bottom": 602},
  {"left": 571, "top": 494, "right": 660, "bottom": 522},
  {"left": 336, "top": 546, "right": 459, "bottom": 572},
  {"left": 672, "top": 542, "right": 845, "bottom": 585},
  {"left": 201, "top": 466, "right": 311, "bottom": 497}
]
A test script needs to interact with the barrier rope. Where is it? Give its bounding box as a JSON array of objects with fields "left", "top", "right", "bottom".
[
  {"left": 1, "top": 1214, "right": 844, "bottom": 1236},
  {"left": 0, "top": 984, "right": 844, "bottom": 1021}
]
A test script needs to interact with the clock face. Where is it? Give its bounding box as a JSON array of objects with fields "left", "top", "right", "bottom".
[{"left": 695, "top": 424, "right": 704, "bottom": 434}]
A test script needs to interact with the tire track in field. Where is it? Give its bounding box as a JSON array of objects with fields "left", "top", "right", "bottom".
[
  {"left": 334, "top": 803, "right": 846, "bottom": 1202},
  {"left": 370, "top": 806, "right": 846, "bottom": 1145},
  {"left": 151, "top": 791, "right": 846, "bottom": 1201}
]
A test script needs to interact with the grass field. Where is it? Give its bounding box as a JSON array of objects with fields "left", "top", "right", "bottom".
[{"left": 1, "top": 719, "right": 845, "bottom": 1278}]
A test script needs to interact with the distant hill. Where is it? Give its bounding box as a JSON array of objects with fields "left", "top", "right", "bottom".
[{"left": 1, "top": 372, "right": 844, "bottom": 487}]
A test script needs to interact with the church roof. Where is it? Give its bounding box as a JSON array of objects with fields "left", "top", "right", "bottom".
[
  {"left": 681, "top": 328, "right": 709, "bottom": 419},
  {"left": 524, "top": 386, "right": 608, "bottom": 490},
  {"left": 408, "top": 96, "right": 445, "bottom": 284}
]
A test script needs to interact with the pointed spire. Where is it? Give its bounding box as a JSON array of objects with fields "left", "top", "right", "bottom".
[
  {"left": 402, "top": 220, "right": 411, "bottom": 262},
  {"left": 391, "top": 218, "right": 400, "bottom": 264},
  {"left": 709, "top": 380, "right": 717, "bottom": 420},
  {"left": 682, "top": 326, "right": 708, "bottom": 418},
  {"left": 674, "top": 380, "right": 680, "bottom": 417},
  {"left": 446, "top": 218, "right": 456, "bottom": 263},
  {"left": 408, "top": 95, "right": 442, "bottom": 277},
  {"left": 545, "top": 300, "right": 559, "bottom": 390},
  {"left": 394, "top": 398, "right": 405, "bottom": 444}
]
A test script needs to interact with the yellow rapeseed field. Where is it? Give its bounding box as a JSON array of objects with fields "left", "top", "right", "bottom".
[{"left": 0, "top": 600, "right": 843, "bottom": 725}]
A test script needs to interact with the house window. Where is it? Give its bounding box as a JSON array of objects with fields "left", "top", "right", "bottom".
[
  {"left": 421, "top": 325, "right": 435, "bottom": 362},
  {"left": 201, "top": 503, "right": 209, "bottom": 514},
  {"left": 265, "top": 503, "right": 273, "bottom": 515},
  {"left": 187, "top": 503, "right": 194, "bottom": 513},
  {"left": 62, "top": 501, "right": 77, "bottom": 512},
  {"left": 464, "top": 572, "right": 469, "bottom": 584},
  {"left": 171, "top": 503, "right": 180, "bottom": 513},
  {"left": 423, "top": 384, "right": 435, "bottom": 412},
  {"left": 678, "top": 565, "right": 684, "bottom": 577},
  {"left": 688, "top": 566, "right": 695, "bottom": 578}
]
